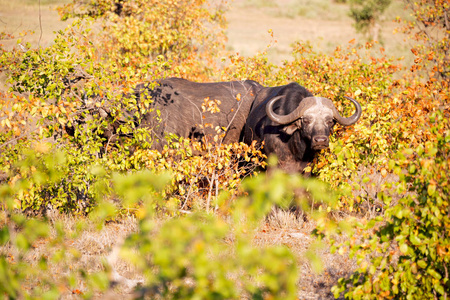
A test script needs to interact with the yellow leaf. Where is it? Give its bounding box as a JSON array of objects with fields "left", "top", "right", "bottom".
[
  {"left": 41, "top": 108, "right": 48, "bottom": 118},
  {"left": 34, "top": 142, "right": 51, "bottom": 153},
  {"left": 3, "top": 118, "right": 11, "bottom": 128},
  {"left": 135, "top": 207, "right": 147, "bottom": 219},
  {"left": 427, "top": 184, "right": 436, "bottom": 196}
]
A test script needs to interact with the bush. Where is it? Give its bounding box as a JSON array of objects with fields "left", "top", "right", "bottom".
[
  {"left": 58, "top": 0, "right": 227, "bottom": 80},
  {"left": 348, "top": 0, "right": 392, "bottom": 41},
  {"left": 1, "top": 149, "right": 336, "bottom": 298},
  {"left": 396, "top": 0, "right": 450, "bottom": 82},
  {"left": 0, "top": 1, "right": 263, "bottom": 214},
  {"left": 331, "top": 111, "right": 450, "bottom": 298}
]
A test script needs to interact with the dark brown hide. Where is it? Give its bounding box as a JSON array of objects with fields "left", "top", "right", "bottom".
[{"left": 134, "top": 78, "right": 263, "bottom": 150}]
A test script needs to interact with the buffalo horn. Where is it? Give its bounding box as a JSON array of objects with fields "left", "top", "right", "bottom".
[
  {"left": 331, "top": 96, "right": 362, "bottom": 126},
  {"left": 266, "top": 96, "right": 317, "bottom": 125}
]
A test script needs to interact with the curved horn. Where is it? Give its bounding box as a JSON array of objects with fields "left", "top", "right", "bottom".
[
  {"left": 266, "top": 96, "right": 316, "bottom": 125},
  {"left": 331, "top": 96, "right": 362, "bottom": 126}
]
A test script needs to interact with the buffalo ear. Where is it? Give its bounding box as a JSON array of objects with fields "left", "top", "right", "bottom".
[{"left": 281, "top": 123, "right": 299, "bottom": 135}]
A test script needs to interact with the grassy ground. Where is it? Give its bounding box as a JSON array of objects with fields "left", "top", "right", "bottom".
[
  {"left": 0, "top": 0, "right": 412, "bottom": 63},
  {"left": 0, "top": 0, "right": 69, "bottom": 49},
  {"left": 227, "top": 0, "right": 412, "bottom": 64}
]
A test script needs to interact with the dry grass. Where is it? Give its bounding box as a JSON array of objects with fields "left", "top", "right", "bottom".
[
  {"left": 257, "top": 208, "right": 358, "bottom": 299},
  {"left": 0, "top": 0, "right": 413, "bottom": 65},
  {"left": 0, "top": 0, "right": 69, "bottom": 49},
  {"left": 5, "top": 211, "right": 144, "bottom": 298},
  {"left": 226, "top": 0, "right": 413, "bottom": 65},
  {"left": 1, "top": 207, "right": 359, "bottom": 299}
]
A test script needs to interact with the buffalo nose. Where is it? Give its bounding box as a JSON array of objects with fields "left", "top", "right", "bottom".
[{"left": 313, "top": 136, "right": 328, "bottom": 144}]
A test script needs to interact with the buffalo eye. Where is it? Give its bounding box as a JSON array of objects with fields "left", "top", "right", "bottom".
[
  {"left": 302, "top": 118, "right": 312, "bottom": 125},
  {"left": 327, "top": 119, "right": 334, "bottom": 127}
]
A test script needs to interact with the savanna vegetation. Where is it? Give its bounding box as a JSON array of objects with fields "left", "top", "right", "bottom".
[{"left": 0, "top": 0, "right": 449, "bottom": 298}]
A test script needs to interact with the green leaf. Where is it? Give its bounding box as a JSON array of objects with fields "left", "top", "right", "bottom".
[
  {"left": 427, "top": 182, "right": 437, "bottom": 196},
  {"left": 0, "top": 226, "right": 10, "bottom": 245},
  {"left": 409, "top": 235, "right": 421, "bottom": 245},
  {"left": 434, "top": 283, "right": 445, "bottom": 295},
  {"left": 417, "top": 260, "right": 427, "bottom": 268},
  {"left": 427, "top": 268, "right": 442, "bottom": 280},
  {"left": 15, "top": 233, "right": 30, "bottom": 250},
  {"left": 399, "top": 243, "right": 409, "bottom": 254},
  {"left": 89, "top": 272, "right": 109, "bottom": 291}
]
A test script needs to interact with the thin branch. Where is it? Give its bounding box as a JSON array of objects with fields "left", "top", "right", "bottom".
[
  {"left": 444, "top": 9, "right": 450, "bottom": 32},
  {"left": 38, "top": 0, "right": 43, "bottom": 47}
]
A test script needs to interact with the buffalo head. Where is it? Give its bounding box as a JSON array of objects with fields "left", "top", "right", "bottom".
[{"left": 265, "top": 95, "right": 362, "bottom": 151}]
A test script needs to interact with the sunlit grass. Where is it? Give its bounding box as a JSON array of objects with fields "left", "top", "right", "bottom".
[{"left": 0, "top": 0, "right": 68, "bottom": 7}]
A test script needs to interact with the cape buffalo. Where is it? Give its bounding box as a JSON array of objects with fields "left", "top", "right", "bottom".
[
  {"left": 243, "top": 82, "right": 362, "bottom": 174},
  {"left": 130, "top": 77, "right": 263, "bottom": 150},
  {"left": 97, "top": 78, "right": 361, "bottom": 174}
]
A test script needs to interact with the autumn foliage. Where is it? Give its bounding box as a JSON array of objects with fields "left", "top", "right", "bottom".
[{"left": 0, "top": 0, "right": 449, "bottom": 298}]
